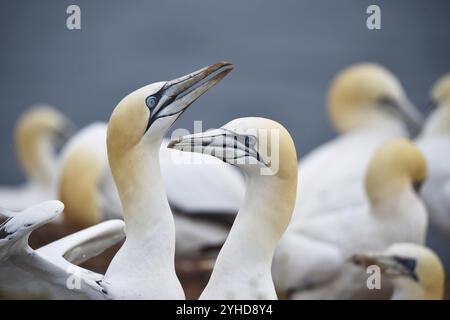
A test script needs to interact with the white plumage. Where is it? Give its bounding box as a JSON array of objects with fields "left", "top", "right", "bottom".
[
  {"left": 273, "top": 139, "right": 428, "bottom": 299},
  {"left": 0, "top": 201, "right": 125, "bottom": 299}
]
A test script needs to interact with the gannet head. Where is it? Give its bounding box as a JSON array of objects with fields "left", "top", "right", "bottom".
[
  {"left": 107, "top": 62, "right": 233, "bottom": 160},
  {"left": 328, "top": 63, "right": 423, "bottom": 134},
  {"left": 365, "top": 139, "right": 427, "bottom": 204},
  {"left": 168, "top": 117, "right": 298, "bottom": 179},
  {"left": 422, "top": 73, "right": 450, "bottom": 136},
  {"left": 15, "top": 105, "right": 75, "bottom": 183},
  {"left": 0, "top": 200, "right": 64, "bottom": 244},
  {"left": 351, "top": 243, "right": 444, "bottom": 300}
]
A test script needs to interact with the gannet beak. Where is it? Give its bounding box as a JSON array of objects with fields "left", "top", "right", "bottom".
[
  {"left": 168, "top": 128, "right": 270, "bottom": 167},
  {"left": 395, "top": 97, "right": 424, "bottom": 135},
  {"left": 146, "top": 61, "right": 233, "bottom": 131},
  {"left": 351, "top": 253, "right": 419, "bottom": 282}
]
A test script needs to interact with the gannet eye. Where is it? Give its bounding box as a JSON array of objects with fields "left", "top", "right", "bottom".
[{"left": 146, "top": 96, "right": 158, "bottom": 110}]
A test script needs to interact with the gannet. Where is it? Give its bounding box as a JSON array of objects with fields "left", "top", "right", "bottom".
[
  {"left": 415, "top": 73, "right": 450, "bottom": 237},
  {"left": 273, "top": 139, "right": 428, "bottom": 299},
  {"left": 294, "top": 63, "right": 423, "bottom": 221},
  {"left": 0, "top": 106, "right": 74, "bottom": 210},
  {"left": 169, "top": 117, "right": 298, "bottom": 300},
  {"left": 0, "top": 201, "right": 125, "bottom": 299},
  {"left": 102, "top": 61, "right": 233, "bottom": 299},
  {"left": 352, "top": 243, "right": 444, "bottom": 300},
  {"left": 57, "top": 123, "right": 244, "bottom": 254}
]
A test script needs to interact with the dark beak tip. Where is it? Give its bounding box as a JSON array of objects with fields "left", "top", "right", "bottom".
[{"left": 218, "top": 60, "right": 233, "bottom": 68}]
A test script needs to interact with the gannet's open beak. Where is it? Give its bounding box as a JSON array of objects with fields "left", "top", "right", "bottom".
[
  {"left": 351, "top": 253, "right": 419, "bottom": 282},
  {"left": 168, "top": 128, "right": 269, "bottom": 167},
  {"left": 146, "top": 61, "right": 233, "bottom": 131}
]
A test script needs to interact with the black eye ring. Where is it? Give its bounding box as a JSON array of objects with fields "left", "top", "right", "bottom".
[{"left": 146, "top": 96, "right": 158, "bottom": 110}]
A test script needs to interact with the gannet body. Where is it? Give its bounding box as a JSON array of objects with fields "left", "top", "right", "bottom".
[
  {"left": 169, "top": 117, "right": 298, "bottom": 300},
  {"left": 0, "top": 106, "right": 73, "bottom": 210},
  {"left": 416, "top": 73, "right": 450, "bottom": 236},
  {"left": 0, "top": 201, "right": 125, "bottom": 299},
  {"left": 273, "top": 139, "right": 428, "bottom": 299},
  {"left": 58, "top": 124, "right": 244, "bottom": 254},
  {"left": 352, "top": 243, "right": 445, "bottom": 300},
  {"left": 293, "top": 63, "right": 423, "bottom": 221},
  {"left": 102, "top": 62, "right": 233, "bottom": 299}
]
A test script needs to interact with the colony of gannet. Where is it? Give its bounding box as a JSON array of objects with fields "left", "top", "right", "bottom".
[{"left": 0, "top": 61, "right": 448, "bottom": 300}]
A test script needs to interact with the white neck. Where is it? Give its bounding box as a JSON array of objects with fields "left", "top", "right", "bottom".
[
  {"left": 200, "top": 173, "right": 294, "bottom": 299},
  {"left": 371, "top": 185, "right": 427, "bottom": 243},
  {"left": 104, "top": 141, "right": 183, "bottom": 299}
]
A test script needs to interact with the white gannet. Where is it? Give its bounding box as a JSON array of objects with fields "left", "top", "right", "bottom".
[
  {"left": 58, "top": 122, "right": 121, "bottom": 227},
  {"left": 294, "top": 63, "right": 423, "bottom": 221},
  {"left": 0, "top": 201, "right": 125, "bottom": 299},
  {"left": 351, "top": 243, "right": 445, "bottom": 300},
  {"left": 168, "top": 117, "right": 298, "bottom": 300},
  {"left": 0, "top": 106, "right": 74, "bottom": 210},
  {"left": 102, "top": 61, "right": 233, "bottom": 299},
  {"left": 57, "top": 123, "right": 244, "bottom": 255},
  {"left": 273, "top": 139, "right": 428, "bottom": 299},
  {"left": 415, "top": 73, "right": 450, "bottom": 237}
]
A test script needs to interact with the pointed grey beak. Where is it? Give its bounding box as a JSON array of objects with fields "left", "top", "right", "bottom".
[
  {"left": 351, "top": 253, "right": 419, "bottom": 282},
  {"left": 168, "top": 128, "right": 269, "bottom": 167},
  {"left": 146, "top": 61, "right": 233, "bottom": 131}
]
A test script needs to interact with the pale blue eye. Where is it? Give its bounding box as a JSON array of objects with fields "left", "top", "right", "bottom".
[{"left": 146, "top": 96, "right": 158, "bottom": 109}]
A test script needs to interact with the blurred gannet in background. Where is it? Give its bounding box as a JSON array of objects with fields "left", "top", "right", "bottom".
[
  {"left": 57, "top": 124, "right": 244, "bottom": 255},
  {"left": 294, "top": 63, "right": 423, "bottom": 220},
  {"left": 0, "top": 201, "right": 125, "bottom": 299},
  {"left": 169, "top": 118, "right": 298, "bottom": 300},
  {"left": 416, "top": 73, "right": 450, "bottom": 237},
  {"left": 0, "top": 106, "right": 74, "bottom": 210},
  {"left": 102, "top": 61, "right": 233, "bottom": 299},
  {"left": 352, "top": 243, "right": 444, "bottom": 300},
  {"left": 273, "top": 139, "right": 428, "bottom": 299},
  {"left": 1, "top": 62, "right": 232, "bottom": 299}
]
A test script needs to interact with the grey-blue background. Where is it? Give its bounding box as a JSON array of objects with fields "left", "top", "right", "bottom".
[{"left": 1, "top": 0, "right": 449, "bottom": 267}]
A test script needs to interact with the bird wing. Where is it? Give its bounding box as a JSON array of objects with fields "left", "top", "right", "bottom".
[
  {"left": 0, "top": 201, "right": 60, "bottom": 260},
  {"left": 0, "top": 202, "right": 120, "bottom": 299},
  {"left": 23, "top": 220, "right": 125, "bottom": 299},
  {"left": 37, "top": 219, "right": 125, "bottom": 265}
]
